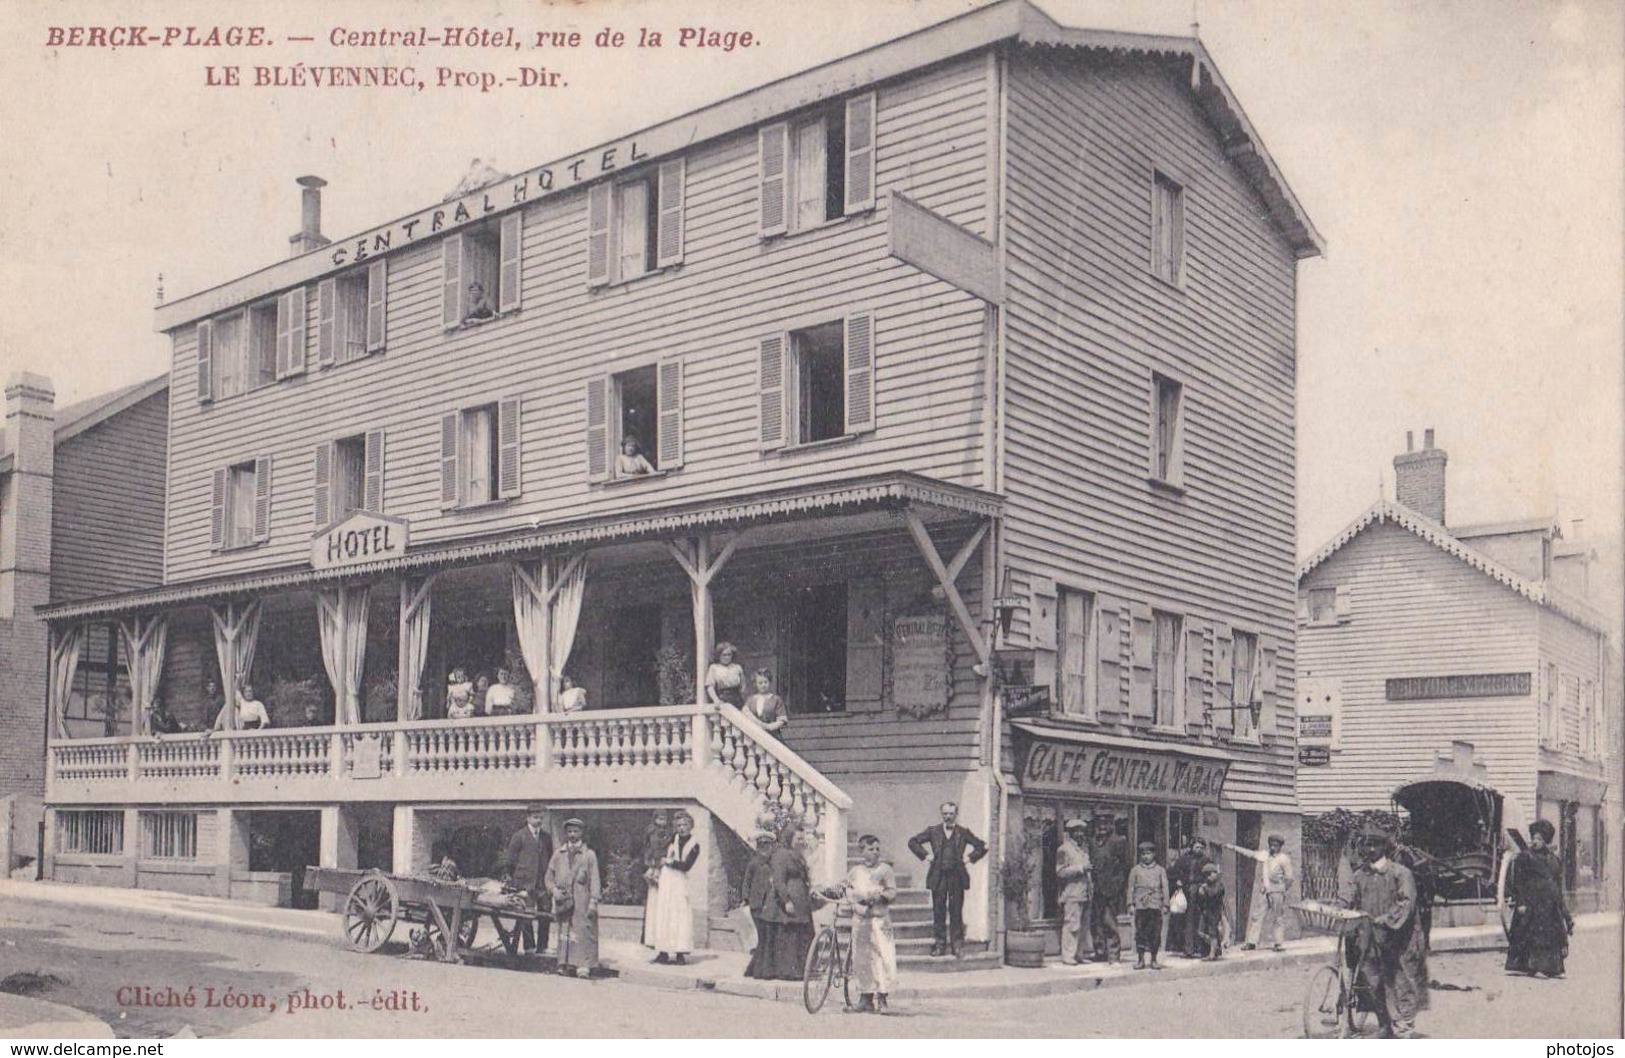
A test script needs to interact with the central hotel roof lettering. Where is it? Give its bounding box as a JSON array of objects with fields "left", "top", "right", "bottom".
[{"left": 325, "top": 139, "right": 649, "bottom": 269}]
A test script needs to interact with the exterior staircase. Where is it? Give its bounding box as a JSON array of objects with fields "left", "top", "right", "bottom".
[{"left": 846, "top": 833, "right": 999, "bottom": 973}]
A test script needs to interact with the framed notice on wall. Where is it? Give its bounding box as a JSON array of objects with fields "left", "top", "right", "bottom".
[{"left": 886, "top": 611, "right": 953, "bottom": 719}]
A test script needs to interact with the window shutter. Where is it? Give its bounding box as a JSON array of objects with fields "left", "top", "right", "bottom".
[
  {"left": 439, "top": 412, "right": 460, "bottom": 509},
  {"left": 656, "top": 157, "right": 686, "bottom": 268},
  {"left": 1095, "top": 597, "right": 1124, "bottom": 715},
  {"left": 657, "top": 358, "right": 685, "bottom": 470},
  {"left": 758, "top": 334, "right": 787, "bottom": 450},
  {"left": 441, "top": 234, "right": 464, "bottom": 327},
  {"left": 586, "top": 184, "right": 612, "bottom": 288},
  {"left": 845, "top": 578, "right": 885, "bottom": 711},
  {"left": 196, "top": 321, "right": 214, "bottom": 404},
  {"left": 1212, "top": 625, "right": 1235, "bottom": 731},
  {"left": 1167, "top": 387, "right": 1187, "bottom": 485},
  {"left": 1184, "top": 624, "right": 1207, "bottom": 730},
  {"left": 843, "top": 92, "right": 877, "bottom": 214},
  {"left": 585, "top": 377, "right": 609, "bottom": 483},
  {"left": 317, "top": 277, "right": 338, "bottom": 367},
  {"left": 210, "top": 468, "right": 226, "bottom": 548},
  {"left": 1129, "top": 602, "right": 1154, "bottom": 719},
  {"left": 498, "top": 213, "right": 522, "bottom": 312},
  {"left": 366, "top": 260, "right": 387, "bottom": 353},
  {"left": 252, "top": 456, "right": 273, "bottom": 543},
  {"left": 1333, "top": 585, "right": 1352, "bottom": 621},
  {"left": 758, "top": 123, "right": 789, "bottom": 237},
  {"left": 1259, "top": 637, "right": 1280, "bottom": 734},
  {"left": 844, "top": 311, "right": 875, "bottom": 434},
  {"left": 497, "top": 397, "right": 522, "bottom": 499},
  {"left": 1028, "top": 575, "right": 1058, "bottom": 693},
  {"left": 363, "top": 429, "right": 385, "bottom": 512},
  {"left": 287, "top": 287, "right": 308, "bottom": 376},
  {"left": 312, "top": 442, "right": 333, "bottom": 528},
  {"left": 275, "top": 292, "right": 294, "bottom": 378}
]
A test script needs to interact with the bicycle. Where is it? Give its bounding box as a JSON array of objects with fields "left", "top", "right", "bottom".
[
  {"left": 1292, "top": 902, "right": 1373, "bottom": 1039},
  {"left": 802, "top": 889, "right": 856, "bottom": 1014}
]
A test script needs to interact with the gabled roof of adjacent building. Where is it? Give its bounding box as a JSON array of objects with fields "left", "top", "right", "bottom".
[
  {"left": 53, "top": 374, "right": 168, "bottom": 446},
  {"left": 1299, "top": 499, "right": 1609, "bottom": 635},
  {"left": 155, "top": 0, "right": 1321, "bottom": 332}
]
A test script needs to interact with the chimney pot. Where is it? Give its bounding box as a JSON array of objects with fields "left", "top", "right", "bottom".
[
  {"left": 1393, "top": 429, "right": 1447, "bottom": 523},
  {"left": 1423, "top": 427, "right": 1435, "bottom": 450},
  {"left": 1406, "top": 430, "right": 1414, "bottom": 453},
  {"left": 289, "top": 175, "right": 331, "bottom": 257}
]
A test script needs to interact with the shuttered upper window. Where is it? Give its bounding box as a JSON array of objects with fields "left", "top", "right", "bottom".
[
  {"left": 757, "top": 313, "right": 875, "bottom": 451},
  {"left": 1152, "top": 610, "right": 1182, "bottom": 729},
  {"left": 1149, "top": 372, "right": 1186, "bottom": 488},
  {"left": 1058, "top": 588, "right": 1094, "bottom": 718},
  {"left": 313, "top": 430, "right": 384, "bottom": 528},
  {"left": 585, "top": 360, "right": 684, "bottom": 483},
  {"left": 1231, "top": 629, "right": 1259, "bottom": 739},
  {"left": 1151, "top": 170, "right": 1186, "bottom": 286},
  {"left": 211, "top": 457, "right": 272, "bottom": 550},
  {"left": 443, "top": 214, "right": 522, "bottom": 328},
  {"left": 197, "top": 292, "right": 307, "bottom": 403},
  {"left": 318, "top": 261, "right": 387, "bottom": 366},
  {"left": 758, "top": 92, "right": 876, "bottom": 238},
  {"left": 587, "top": 158, "right": 685, "bottom": 288},
  {"left": 440, "top": 399, "right": 521, "bottom": 508}
]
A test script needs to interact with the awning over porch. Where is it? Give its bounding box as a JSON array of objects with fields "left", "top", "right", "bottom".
[{"left": 38, "top": 472, "right": 1002, "bottom": 622}]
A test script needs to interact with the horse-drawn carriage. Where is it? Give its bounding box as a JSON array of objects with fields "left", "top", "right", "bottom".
[
  {"left": 1390, "top": 773, "right": 1531, "bottom": 929},
  {"left": 304, "top": 866, "right": 551, "bottom": 963}
]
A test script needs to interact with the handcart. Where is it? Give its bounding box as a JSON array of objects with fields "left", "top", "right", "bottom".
[{"left": 304, "top": 866, "right": 551, "bottom": 963}]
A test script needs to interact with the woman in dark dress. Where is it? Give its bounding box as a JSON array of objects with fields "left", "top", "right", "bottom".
[
  {"left": 758, "top": 825, "right": 815, "bottom": 979},
  {"left": 1505, "top": 819, "right": 1573, "bottom": 977},
  {"left": 741, "top": 828, "right": 778, "bottom": 979}
]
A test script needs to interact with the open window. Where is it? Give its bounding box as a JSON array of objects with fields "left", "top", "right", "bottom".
[
  {"left": 1152, "top": 609, "right": 1182, "bottom": 729},
  {"left": 1151, "top": 170, "right": 1186, "bottom": 286},
  {"left": 439, "top": 399, "right": 521, "bottom": 508},
  {"left": 759, "top": 92, "right": 876, "bottom": 237},
  {"left": 211, "top": 456, "right": 271, "bottom": 550},
  {"left": 585, "top": 360, "right": 684, "bottom": 482},
  {"left": 442, "top": 214, "right": 522, "bottom": 328},
  {"left": 757, "top": 313, "right": 875, "bottom": 450},
  {"left": 1057, "top": 588, "right": 1094, "bottom": 717},
  {"left": 318, "top": 261, "right": 386, "bottom": 365},
  {"left": 313, "top": 430, "right": 384, "bottom": 527},
  {"left": 197, "top": 292, "right": 304, "bottom": 403},
  {"left": 587, "top": 158, "right": 686, "bottom": 288}
]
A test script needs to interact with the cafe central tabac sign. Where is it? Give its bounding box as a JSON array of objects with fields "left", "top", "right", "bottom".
[{"left": 1019, "top": 737, "right": 1230, "bottom": 807}]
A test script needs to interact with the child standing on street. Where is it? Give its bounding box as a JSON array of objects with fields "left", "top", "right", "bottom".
[
  {"left": 1127, "top": 841, "right": 1169, "bottom": 970},
  {"left": 842, "top": 834, "right": 899, "bottom": 1013},
  {"left": 1194, "top": 861, "right": 1228, "bottom": 960}
]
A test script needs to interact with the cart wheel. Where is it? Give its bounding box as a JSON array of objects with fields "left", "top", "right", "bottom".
[
  {"left": 343, "top": 873, "right": 398, "bottom": 953},
  {"left": 802, "top": 928, "right": 837, "bottom": 1014},
  {"left": 458, "top": 915, "right": 480, "bottom": 950},
  {"left": 1301, "top": 965, "right": 1343, "bottom": 1039},
  {"left": 417, "top": 916, "right": 458, "bottom": 963}
]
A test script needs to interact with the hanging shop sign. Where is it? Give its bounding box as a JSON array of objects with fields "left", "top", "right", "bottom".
[
  {"left": 312, "top": 511, "right": 410, "bottom": 571},
  {"left": 887, "top": 612, "right": 952, "bottom": 719},
  {"left": 1018, "top": 737, "right": 1230, "bottom": 807},
  {"left": 1003, "top": 685, "right": 1051, "bottom": 718},
  {"left": 1385, "top": 673, "right": 1531, "bottom": 701}
]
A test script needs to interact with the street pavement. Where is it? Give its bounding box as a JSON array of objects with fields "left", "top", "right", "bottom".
[{"left": 0, "top": 896, "right": 1618, "bottom": 1038}]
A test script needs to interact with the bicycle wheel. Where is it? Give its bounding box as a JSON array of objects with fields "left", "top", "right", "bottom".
[
  {"left": 840, "top": 936, "right": 855, "bottom": 1010},
  {"left": 1301, "top": 965, "right": 1343, "bottom": 1039},
  {"left": 803, "top": 928, "right": 838, "bottom": 1014}
]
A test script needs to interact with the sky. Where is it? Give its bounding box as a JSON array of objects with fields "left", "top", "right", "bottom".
[{"left": 1, "top": 0, "right": 1620, "bottom": 577}]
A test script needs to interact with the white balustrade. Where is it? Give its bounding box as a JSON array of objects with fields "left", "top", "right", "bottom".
[
  {"left": 231, "top": 731, "right": 332, "bottom": 779},
  {"left": 136, "top": 737, "right": 222, "bottom": 781},
  {"left": 52, "top": 742, "right": 128, "bottom": 782},
  {"left": 550, "top": 710, "right": 691, "bottom": 769},
  {"left": 404, "top": 720, "right": 535, "bottom": 772}
]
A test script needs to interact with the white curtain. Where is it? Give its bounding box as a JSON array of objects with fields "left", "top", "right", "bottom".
[
  {"left": 399, "top": 577, "right": 434, "bottom": 721},
  {"left": 510, "top": 562, "right": 552, "bottom": 712},
  {"left": 318, "top": 587, "right": 371, "bottom": 726},
  {"left": 549, "top": 557, "right": 587, "bottom": 701},
  {"left": 210, "top": 601, "right": 261, "bottom": 730},
  {"left": 49, "top": 624, "right": 85, "bottom": 740},
  {"left": 118, "top": 616, "right": 168, "bottom": 736}
]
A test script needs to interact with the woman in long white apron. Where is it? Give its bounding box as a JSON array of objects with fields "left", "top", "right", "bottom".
[{"left": 646, "top": 810, "right": 700, "bottom": 964}]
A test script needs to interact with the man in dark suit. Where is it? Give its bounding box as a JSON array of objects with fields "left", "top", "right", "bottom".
[
  {"left": 496, "top": 804, "right": 553, "bottom": 955},
  {"left": 908, "top": 801, "right": 988, "bottom": 957}
]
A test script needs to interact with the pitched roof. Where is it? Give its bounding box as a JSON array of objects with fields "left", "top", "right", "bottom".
[
  {"left": 1299, "top": 499, "right": 1609, "bottom": 635},
  {"left": 54, "top": 374, "right": 168, "bottom": 445},
  {"left": 155, "top": 0, "right": 1320, "bottom": 331}
]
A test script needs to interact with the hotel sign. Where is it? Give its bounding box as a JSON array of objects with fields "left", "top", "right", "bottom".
[
  {"left": 312, "top": 512, "right": 409, "bottom": 571},
  {"left": 1385, "top": 673, "right": 1531, "bottom": 702},
  {"left": 1019, "top": 738, "right": 1230, "bottom": 807}
]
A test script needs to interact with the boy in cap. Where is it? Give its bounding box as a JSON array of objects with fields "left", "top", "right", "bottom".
[
  {"left": 1225, "top": 833, "right": 1295, "bottom": 951},
  {"left": 1127, "top": 841, "right": 1169, "bottom": 969},
  {"left": 1055, "top": 819, "right": 1093, "bottom": 965},
  {"left": 1193, "top": 861, "right": 1227, "bottom": 960},
  {"left": 545, "top": 817, "right": 601, "bottom": 977}
]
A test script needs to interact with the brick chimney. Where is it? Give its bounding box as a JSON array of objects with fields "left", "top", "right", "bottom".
[
  {"left": 288, "top": 175, "right": 331, "bottom": 257},
  {"left": 1393, "top": 428, "right": 1448, "bottom": 524},
  {"left": 0, "top": 373, "right": 53, "bottom": 803}
]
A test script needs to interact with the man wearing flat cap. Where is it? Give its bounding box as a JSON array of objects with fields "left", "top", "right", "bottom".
[
  {"left": 1055, "top": 819, "right": 1093, "bottom": 965},
  {"left": 1341, "top": 826, "right": 1426, "bottom": 1038},
  {"left": 496, "top": 804, "right": 552, "bottom": 956},
  {"left": 1224, "top": 832, "right": 1295, "bottom": 952},
  {"left": 546, "top": 817, "right": 602, "bottom": 977},
  {"left": 1086, "top": 811, "right": 1130, "bottom": 962}
]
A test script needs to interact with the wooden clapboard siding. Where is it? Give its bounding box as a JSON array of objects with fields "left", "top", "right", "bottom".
[
  {"left": 163, "top": 55, "right": 994, "bottom": 584},
  {"left": 1296, "top": 523, "right": 1542, "bottom": 814},
  {"left": 1535, "top": 605, "right": 1609, "bottom": 785},
  {"left": 50, "top": 391, "right": 168, "bottom": 602},
  {"left": 999, "top": 50, "right": 1300, "bottom": 810}
]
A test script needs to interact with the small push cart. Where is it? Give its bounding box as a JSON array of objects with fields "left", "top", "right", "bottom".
[
  {"left": 304, "top": 866, "right": 551, "bottom": 964},
  {"left": 1292, "top": 901, "right": 1373, "bottom": 1039}
]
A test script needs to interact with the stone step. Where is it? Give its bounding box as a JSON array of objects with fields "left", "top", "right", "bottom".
[
  {"left": 894, "top": 936, "right": 991, "bottom": 956},
  {"left": 897, "top": 950, "right": 1002, "bottom": 974}
]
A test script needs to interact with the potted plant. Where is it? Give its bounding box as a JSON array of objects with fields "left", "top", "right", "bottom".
[{"left": 999, "top": 829, "right": 1048, "bottom": 968}]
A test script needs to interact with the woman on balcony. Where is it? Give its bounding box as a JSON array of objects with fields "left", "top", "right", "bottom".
[
  {"left": 445, "top": 668, "right": 476, "bottom": 720},
  {"left": 743, "top": 669, "right": 787, "bottom": 740},
  {"left": 645, "top": 810, "right": 700, "bottom": 965},
  {"left": 705, "top": 642, "right": 745, "bottom": 709}
]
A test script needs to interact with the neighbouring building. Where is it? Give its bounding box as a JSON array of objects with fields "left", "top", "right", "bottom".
[
  {"left": 0, "top": 372, "right": 168, "bottom": 873},
  {"left": 1297, "top": 430, "right": 1619, "bottom": 911},
  {"left": 39, "top": 0, "right": 1319, "bottom": 959}
]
